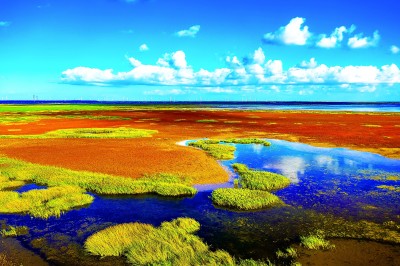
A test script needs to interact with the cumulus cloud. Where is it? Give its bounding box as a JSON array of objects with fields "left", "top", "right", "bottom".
[
  {"left": 0, "top": 21, "right": 11, "bottom": 27},
  {"left": 61, "top": 48, "right": 400, "bottom": 90},
  {"left": 263, "top": 18, "right": 380, "bottom": 50},
  {"left": 316, "top": 25, "right": 355, "bottom": 48},
  {"left": 390, "top": 45, "right": 400, "bottom": 54},
  {"left": 347, "top": 31, "right": 380, "bottom": 48},
  {"left": 175, "top": 25, "right": 200, "bottom": 38},
  {"left": 263, "top": 17, "right": 311, "bottom": 45},
  {"left": 139, "top": 43, "right": 149, "bottom": 51}
]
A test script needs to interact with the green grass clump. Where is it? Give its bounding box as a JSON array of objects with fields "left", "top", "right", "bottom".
[
  {"left": 189, "top": 138, "right": 271, "bottom": 160},
  {"left": 189, "top": 139, "right": 236, "bottom": 160},
  {"left": 0, "top": 180, "right": 26, "bottom": 190},
  {"left": 377, "top": 185, "right": 400, "bottom": 192},
  {"left": 232, "top": 163, "right": 291, "bottom": 191},
  {"left": 0, "top": 114, "right": 50, "bottom": 124},
  {"left": 223, "top": 138, "right": 271, "bottom": 146},
  {"left": 0, "top": 185, "right": 94, "bottom": 219},
  {"left": 0, "top": 157, "right": 196, "bottom": 197},
  {"left": 212, "top": 188, "right": 283, "bottom": 210},
  {"left": 0, "top": 127, "right": 157, "bottom": 139},
  {"left": 300, "top": 232, "right": 335, "bottom": 250},
  {"left": 0, "top": 225, "right": 29, "bottom": 237},
  {"left": 56, "top": 115, "right": 131, "bottom": 121},
  {"left": 276, "top": 247, "right": 297, "bottom": 259},
  {"left": 85, "top": 217, "right": 235, "bottom": 265},
  {"left": 196, "top": 119, "right": 218, "bottom": 123}
]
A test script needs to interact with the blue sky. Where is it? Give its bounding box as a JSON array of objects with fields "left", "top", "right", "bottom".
[{"left": 0, "top": 0, "right": 399, "bottom": 101}]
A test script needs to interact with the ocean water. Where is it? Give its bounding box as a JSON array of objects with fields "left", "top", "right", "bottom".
[{"left": 1, "top": 100, "right": 399, "bottom": 112}]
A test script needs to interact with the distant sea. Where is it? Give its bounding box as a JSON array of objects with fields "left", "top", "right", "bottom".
[{"left": 1, "top": 101, "right": 400, "bottom": 112}]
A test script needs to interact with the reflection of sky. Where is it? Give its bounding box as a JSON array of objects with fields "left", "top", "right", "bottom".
[
  {"left": 314, "top": 155, "right": 340, "bottom": 175},
  {"left": 251, "top": 144, "right": 263, "bottom": 154},
  {"left": 264, "top": 156, "right": 306, "bottom": 183}
]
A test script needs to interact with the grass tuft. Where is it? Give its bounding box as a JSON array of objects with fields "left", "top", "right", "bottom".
[
  {"left": 189, "top": 138, "right": 271, "bottom": 160},
  {"left": 196, "top": 119, "right": 218, "bottom": 123},
  {"left": 300, "top": 232, "right": 335, "bottom": 250},
  {"left": 85, "top": 217, "right": 268, "bottom": 265},
  {"left": 212, "top": 188, "right": 283, "bottom": 210},
  {"left": 0, "top": 225, "right": 29, "bottom": 237},
  {"left": 0, "top": 185, "right": 94, "bottom": 219},
  {"left": 232, "top": 163, "right": 291, "bottom": 191}
]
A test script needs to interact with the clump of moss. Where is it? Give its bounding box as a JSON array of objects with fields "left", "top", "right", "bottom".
[
  {"left": 232, "top": 163, "right": 290, "bottom": 191},
  {"left": 0, "top": 225, "right": 29, "bottom": 237},
  {"left": 212, "top": 188, "right": 283, "bottom": 210},
  {"left": 300, "top": 231, "right": 335, "bottom": 250}
]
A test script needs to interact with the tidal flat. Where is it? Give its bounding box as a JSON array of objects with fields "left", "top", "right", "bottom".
[{"left": 0, "top": 104, "right": 399, "bottom": 265}]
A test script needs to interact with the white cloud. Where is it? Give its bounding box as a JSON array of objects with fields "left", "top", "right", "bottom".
[
  {"left": 144, "top": 89, "right": 184, "bottom": 95},
  {"left": 139, "top": 43, "right": 149, "bottom": 51},
  {"left": 175, "top": 25, "right": 200, "bottom": 38},
  {"left": 0, "top": 21, "right": 11, "bottom": 27},
  {"left": 61, "top": 48, "right": 400, "bottom": 90},
  {"left": 348, "top": 31, "right": 380, "bottom": 48},
  {"left": 316, "top": 25, "right": 353, "bottom": 48},
  {"left": 390, "top": 45, "right": 400, "bottom": 54},
  {"left": 263, "top": 17, "right": 311, "bottom": 45},
  {"left": 263, "top": 18, "right": 380, "bottom": 50},
  {"left": 299, "top": 58, "right": 318, "bottom": 69}
]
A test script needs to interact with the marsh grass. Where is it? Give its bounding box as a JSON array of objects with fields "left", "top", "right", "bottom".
[
  {"left": 300, "top": 232, "right": 335, "bottom": 250},
  {"left": 0, "top": 156, "right": 196, "bottom": 197},
  {"left": 85, "top": 218, "right": 233, "bottom": 265},
  {"left": 0, "top": 225, "right": 29, "bottom": 237},
  {"left": 377, "top": 185, "right": 400, "bottom": 192},
  {"left": 0, "top": 114, "right": 50, "bottom": 125},
  {"left": 188, "top": 138, "right": 271, "bottom": 160},
  {"left": 56, "top": 115, "right": 131, "bottom": 121},
  {"left": 0, "top": 185, "right": 94, "bottom": 219},
  {"left": 189, "top": 140, "right": 236, "bottom": 160},
  {"left": 276, "top": 247, "right": 297, "bottom": 259},
  {"left": 0, "top": 127, "right": 157, "bottom": 139},
  {"left": 222, "top": 138, "right": 271, "bottom": 146},
  {"left": 232, "top": 163, "right": 290, "bottom": 191},
  {"left": 224, "top": 121, "right": 242, "bottom": 124},
  {"left": 85, "top": 217, "right": 267, "bottom": 265},
  {"left": 211, "top": 188, "right": 283, "bottom": 210}
]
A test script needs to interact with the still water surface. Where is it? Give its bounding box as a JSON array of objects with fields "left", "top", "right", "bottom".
[{"left": 1, "top": 140, "right": 399, "bottom": 262}]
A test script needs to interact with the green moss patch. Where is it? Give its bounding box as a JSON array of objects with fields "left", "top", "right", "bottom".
[{"left": 212, "top": 188, "right": 283, "bottom": 210}]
